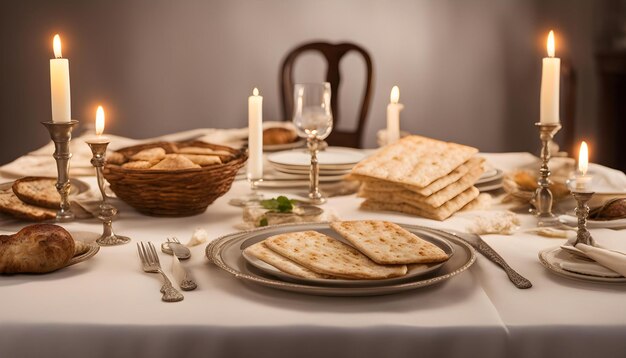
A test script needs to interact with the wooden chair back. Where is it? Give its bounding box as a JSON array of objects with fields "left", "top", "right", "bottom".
[{"left": 280, "top": 42, "right": 373, "bottom": 148}]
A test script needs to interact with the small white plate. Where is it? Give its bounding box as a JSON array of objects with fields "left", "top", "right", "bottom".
[
  {"left": 271, "top": 165, "right": 351, "bottom": 177},
  {"left": 475, "top": 181, "right": 503, "bottom": 192},
  {"left": 538, "top": 247, "right": 626, "bottom": 283},
  {"left": 267, "top": 147, "right": 367, "bottom": 169},
  {"left": 558, "top": 215, "right": 626, "bottom": 229},
  {"left": 476, "top": 169, "right": 503, "bottom": 185}
]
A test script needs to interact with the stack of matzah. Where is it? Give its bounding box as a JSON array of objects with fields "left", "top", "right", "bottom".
[{"left": 349, "top": 135, "right": 485, "bottom": 221}]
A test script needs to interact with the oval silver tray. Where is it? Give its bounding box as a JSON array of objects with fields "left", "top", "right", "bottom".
[{"left": 206, "top": 222, "right": 476, "bottom": 296}]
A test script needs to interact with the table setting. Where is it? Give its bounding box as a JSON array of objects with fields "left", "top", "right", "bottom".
[{"left": 1, "top": 30, "right": 626, "bottom": 358}]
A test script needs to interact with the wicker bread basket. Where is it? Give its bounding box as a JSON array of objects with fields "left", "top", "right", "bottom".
[{"left": 104, "top": 141, "right": 247, "bottom": 216}]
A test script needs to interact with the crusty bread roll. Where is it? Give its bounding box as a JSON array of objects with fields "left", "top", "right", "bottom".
[
  {"left": 263, "top": 127, "right": 297, "bottom": 145},
  {"left": 0, "top": 224, "right": 75, "bottom": 274}
]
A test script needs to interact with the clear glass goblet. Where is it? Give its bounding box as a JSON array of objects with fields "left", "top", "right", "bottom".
[{"left": 292, "top": 82, "right": 333, "bottom": 204}]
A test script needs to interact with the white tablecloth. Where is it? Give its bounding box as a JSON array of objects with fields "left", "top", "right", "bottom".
[{"left": 1, "top": 154, "right": 625, "bottom": 358}]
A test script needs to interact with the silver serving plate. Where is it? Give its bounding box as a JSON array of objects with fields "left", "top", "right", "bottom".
[
  {"left": 206, "top": 222, "right": 476, "bottom": 296},
  {"left": 67, "top": 242, "right": 100, "bottom": 267},
  {"left": 240, "top": 231, "right": 454, "bottom": 287}
]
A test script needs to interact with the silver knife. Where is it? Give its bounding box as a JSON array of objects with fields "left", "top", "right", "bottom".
[{"left": 447, "top": 230, "right": 532, "bottom": 289}]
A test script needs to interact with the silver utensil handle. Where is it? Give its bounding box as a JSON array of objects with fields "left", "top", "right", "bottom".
[
  {"left": 476, "top": 241, "right": 533, "bottom": 289},
  {"left": 158, "top": 270, "right": 184, "bottom": 302}
]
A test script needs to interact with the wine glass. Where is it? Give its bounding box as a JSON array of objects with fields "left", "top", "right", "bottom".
[{"left": 292, "top": 82, "right": 333, "bottom": 204}]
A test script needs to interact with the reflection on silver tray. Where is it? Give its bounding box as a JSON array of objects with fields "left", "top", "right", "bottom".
[
  {"left": 240, "top": 232, "right": 454, "bottom": 287},
  {"left": 206, "top": 222, "right": 476, "bottom": 296},
  {"left": 67, "top": 242, "right": 100, "bottom": 267},
  {"left": 538, "top": 247, "right": 626, "bottom": 283}
]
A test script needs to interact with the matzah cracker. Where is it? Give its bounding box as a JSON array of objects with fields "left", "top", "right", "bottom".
[
  {"left": 350, "top": 135, "right": 478, "bottom": 188},
  {"left": 12, "top": 177, "right": 60, "bottom": 209},
  {"left": 0, "top": 188, "right": 56, "bottom": 221},
  {"left": 352, "top": 157, "right": 484, "bottom": 197},
  {"left": 151, "top": 155, "right": 201, "bottom": 170},
  {"left": 330, "top": 221, "right": 449, "bottom": 264},
  {"left": 360, "top": 187, "right": 480, "bottom": 221},
  {"left": 244, "top": 241, "right": 331, "bottom": 279},
  {"left": 361, "top": 164, "right": 485, "bottom": 208},
  {"left": 177, "top": 147, "right": 232, "bottom": 156},
  {"left": 181, "top": 154, "right": 222, "bottom": 166},
  {"left": 130, "top": 147, "right": 166, "bottom": 162},
  {"left": 264, "top": 231, "right": 407, "bottom": 279}
]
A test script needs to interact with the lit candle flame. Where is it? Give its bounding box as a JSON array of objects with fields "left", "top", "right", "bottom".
[
  {"left": 253, "top": 88, "right": 259, "bottom": 96},
  {"left": 390, "top": 86, "right": 400, "bottom": 104},
  {"left": 578, "top": 141, "right": 588, "bottom": 176},
  {"left": 53, "top": 34, "right": 63, "bottom": 58},
  {"left": 96, "top": 106, "right": 105, "bottom": 136},
  {"left": 547, "top": 30, "right": 555, "bottom": 58}
]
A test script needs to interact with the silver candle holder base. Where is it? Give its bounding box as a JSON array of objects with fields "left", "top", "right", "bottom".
[
  {"left": 86, "top": 139, "right": 131, "bottom": 246},
  {"left": 532, "top": 122, "right": 561, "bottom": 225},
  {"left": 307, "top": 138, "right": 326, "bottom": 205},
  {"left": 571, "top": 190, "right": 596, "bottom": 246},
  {"left": 41, "top": 120, "right": 79, "bottom": 221}
]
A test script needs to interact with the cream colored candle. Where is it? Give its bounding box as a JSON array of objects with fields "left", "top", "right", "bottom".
[
  {"left": 386, "top": 86, "right": 403, "bottom": 144},
  {"left": 247, "top": 88, "right": 263, "bottom": 180},
  {"left": 540, "top": 30, "right": 560, "bottom": 124},
  {"left": 50, "top": 34, "right": 71, "bottom": 123}
]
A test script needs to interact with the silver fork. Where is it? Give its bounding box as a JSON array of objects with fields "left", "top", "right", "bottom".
[{"left": 137, "top": 242, "right": 184, "bottom": 302}]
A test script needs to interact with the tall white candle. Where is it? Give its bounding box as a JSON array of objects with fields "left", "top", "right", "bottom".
[
  {"left": 50, "top": 34, "right": 71, "bottom": 123},
  {"left": 540, "top": 30, "right": 560, "bottom": 124},
  {"left": 247, "top": 88, "right": 263, "bottom": 180},
  {"left": 386, "top": 86, "right": 403, "bottom": 144}
]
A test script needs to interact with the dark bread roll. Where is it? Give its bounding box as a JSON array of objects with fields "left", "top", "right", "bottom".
[{"left": 0, "top": 224, "right": 75, "bottom": 274}]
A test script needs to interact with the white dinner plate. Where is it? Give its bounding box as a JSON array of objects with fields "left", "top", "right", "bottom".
[
  {"left": 538, "top": 247, "right": 626, "bottom": 283},
  {"left": 271, "top": 165, "right": 351, "bottom": 177},
  {"left": 476, "top": 169, "right": 503, "bottom": 185},
  {"left": 206, "top": 222, "right": 476, "bottom": 296},
  {"left": 267, "top": 147, "right": 367, "bottom": 169},
  {"left": 240, "top": 232, "right": 454, "bottom": 287},
  {"left": 558, "top": 215, "right": 626, "bottom": 229}
]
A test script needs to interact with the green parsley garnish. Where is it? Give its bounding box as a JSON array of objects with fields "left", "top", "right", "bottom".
[{"left": 260, "top": 196, "right": 298, "bottom": 213}]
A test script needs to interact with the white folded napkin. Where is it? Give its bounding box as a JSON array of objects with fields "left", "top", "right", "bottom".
[
  {"left": 558, "top": 259, "right": 623, "bottom": 278},
  {"left": 576, "top": 243, "right": 626, "bottom": 278}
]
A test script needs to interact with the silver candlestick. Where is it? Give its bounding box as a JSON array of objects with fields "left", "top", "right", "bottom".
[
  {"left": 307, "top": 138, "right": 326, "bottom": 205},
  {"left": 532, "top": 122, "right": 562, "bottom": 224},
  {"left": 86, "top": 138, "right": 131, "bottom": 246},
  {"left": 41, "top": 120, "right": 79, "bottom": 221},
  {"left": 571, "top": 190, "right": 596, "bottom": 246}
]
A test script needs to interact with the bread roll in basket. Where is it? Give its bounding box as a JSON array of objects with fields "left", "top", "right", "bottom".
[{"left": 104, "top": 141, "right": 247, "bottom": 217}]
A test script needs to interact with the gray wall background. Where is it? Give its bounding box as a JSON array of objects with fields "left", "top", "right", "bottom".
[{"left": 0, "top": 0, "right": 610, "bottom": 165}]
